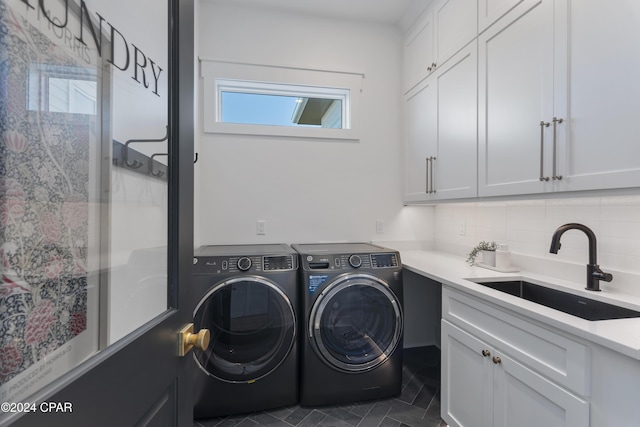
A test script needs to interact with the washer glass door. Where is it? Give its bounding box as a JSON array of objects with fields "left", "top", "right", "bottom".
[
  {"left": 193, "top": 277, "right": 296, "bottom": 382},
  {"left": 310, "top": 274, "right": 402, "bottom": 372}
]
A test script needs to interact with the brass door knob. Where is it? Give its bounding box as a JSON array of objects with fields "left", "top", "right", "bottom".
[
  {"left": 187, "top": 329, "right": 210, "bottom": 351},
  {"left": 179, "top": 323, "right": 210, "bottom": 356}
]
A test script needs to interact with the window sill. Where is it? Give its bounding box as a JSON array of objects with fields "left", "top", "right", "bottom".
[{"left": 204, "top": 122, "right": 360, "bottom": 141}]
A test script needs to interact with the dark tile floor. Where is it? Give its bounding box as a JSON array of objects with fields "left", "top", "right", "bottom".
[{"left": 194, "top": 346, "right": 446, "bottom": 427}]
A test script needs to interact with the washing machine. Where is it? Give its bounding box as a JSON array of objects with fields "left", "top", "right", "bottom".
[
  {"left": 192, "top": 244, "right": 299, "bottom": 419},
  {"left": 292, "top": 243, "right": 404, "bottom": 406}
]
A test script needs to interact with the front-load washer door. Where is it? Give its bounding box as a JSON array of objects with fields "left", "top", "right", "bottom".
[
  {"left": 193, "top": 276, "right": 296, "bottom": 383},
  {"left": 310, "top": 273, "right": 403, "bottom": 372}
]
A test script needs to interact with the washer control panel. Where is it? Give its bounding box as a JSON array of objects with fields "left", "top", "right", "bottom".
[
  {"left": 194, "top": 254, "right": 296, "bottom": 274},
  {"left": 370, "top": 253, "right": 398, "bottom": 268},
  {"left": 304, "top": 252, "right": 399, "bottom": 271}
]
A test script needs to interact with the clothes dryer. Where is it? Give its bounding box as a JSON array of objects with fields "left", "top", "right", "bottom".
[
  {"left": 192, "top": 244, "right": 299, "bottom": 419},
  {"left": 292, "top": 243, "right": 403, "bottom": 406}
]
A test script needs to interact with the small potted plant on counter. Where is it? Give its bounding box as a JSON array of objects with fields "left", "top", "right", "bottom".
[{"left": 466, "top": 241, "right": 498, "bottom": 266}]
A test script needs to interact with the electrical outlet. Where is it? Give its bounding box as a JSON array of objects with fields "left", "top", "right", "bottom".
[
  {"left": 256, "top": 220, "right": 266, "bottom": 235},
  {"left": 376, "top": 220, "right": 384, "bottom": 234},
  {"left": 458, "top": 220, "right": 466, "bottom": 236}
]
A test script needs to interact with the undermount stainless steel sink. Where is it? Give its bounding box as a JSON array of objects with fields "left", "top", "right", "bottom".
[{"left": 472, "top": 280, "right": 640, "bottom": 321}]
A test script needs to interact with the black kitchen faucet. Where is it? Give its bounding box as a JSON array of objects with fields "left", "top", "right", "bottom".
[{"left": 549, "top": 223, "right": 613, "bottom": 291}]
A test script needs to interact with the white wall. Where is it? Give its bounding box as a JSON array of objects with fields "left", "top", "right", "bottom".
[
  {"left": 195, "top": 2, "right": 434, "bottom": 246},
  {"left": 434, "top": 193, "right": 640, "bottom": 296}
]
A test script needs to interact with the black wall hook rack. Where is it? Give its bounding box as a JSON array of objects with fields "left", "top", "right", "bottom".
[
  {"left": 112, "top": 126, "right": 169, "bottom": 181},
  {"left": 150, "top": 153, "right": 168, "bottom": 177}
]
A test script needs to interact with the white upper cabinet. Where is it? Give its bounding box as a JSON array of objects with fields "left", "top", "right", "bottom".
[
  {"left": 405, "top": 78, "right": 437, "bottom": 199},
  {"left": 405, "top": 0, "right": 640, "bottom": 202},
  {"left": 478, "top": 0, "right": 560, "bottom": 197},
  {"left": 433, "top": 0, "right": 478, "bottom": 66},
  {"left": 405, "top": 44, "right": 478, "bottom": 203},
  {"left": 556, "top": 0, "right": 640, "bottom": 192},
  {"left": 403, "top": 0, "right": 477, "bottom": 93},
  {"left": 479, "top": 0, "right": 640, "bottom": 197},
  {"left": 478, "top": 0, "right": 537, "bottom": 33},
  {"left": 403, "top": 10, "right": 435, "bottom": 93}
]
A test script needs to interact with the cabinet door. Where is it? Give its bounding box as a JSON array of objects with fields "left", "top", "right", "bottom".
[
  {"left": 442, "top": 321, "right": 493, "bottom": 427},
  {"left": 556, "top": 0, "right": 640, "bottom": 192},
  {"left": 433, "top": 0, "right": 477, "bottom": 67},
  {"left": 478, "top": 0, "right": 539, "bottom": 33},
  {"left": 404, "top": 78, "right": 437, "bottom": 202},
  {"left": 432, "top": 43, "right": 478, "bottom": 200},
  {"left": 404, "top": 10, "right": 434, "bottom": 93},
  {"left": 493, "top": 352, "right": 589, "bottom": 427},
  {"left": 478, "top": 0, "right": 555, "bottom": 197}
]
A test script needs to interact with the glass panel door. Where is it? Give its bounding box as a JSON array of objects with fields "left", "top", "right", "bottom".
[{"left": 0, "top": 0, "right": 169, "bottom": 414}]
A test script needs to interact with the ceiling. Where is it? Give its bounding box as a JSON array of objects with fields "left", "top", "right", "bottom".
[{"left": 208, "top": 0, "right": 422, "bottom": 26}]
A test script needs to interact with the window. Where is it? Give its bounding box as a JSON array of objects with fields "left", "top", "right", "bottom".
[
  {"left": 217, "top": 80, "right": 348, "bottom": 129},
  {"left": 202, "top": 60, "right": 362, "bottom": 140},
  {"left": 28, "top": 64, "right": 97, "bottom": 115}
]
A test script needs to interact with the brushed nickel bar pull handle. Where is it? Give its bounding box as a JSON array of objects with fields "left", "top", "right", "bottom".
[
  {"left": 552, "top": 117, "right": 563, "bottom": 180},
  {"left": 539, "top": 121, "right": 550, "bottom": 181},
  {"left": 430, "top": 157, "right": 436, "bottom": 193},
  {"left": 425, "top": 157, "right": 429, "bottom": 194}
]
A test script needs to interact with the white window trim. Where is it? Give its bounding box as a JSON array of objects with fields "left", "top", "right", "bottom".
[{"left": 201, "top": 59, "right": 363, "bottom": 140}]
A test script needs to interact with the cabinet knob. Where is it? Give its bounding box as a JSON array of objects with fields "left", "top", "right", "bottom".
[
  {"left": 432, "top": 62, "right": 437, "bottom": 68},
  {"left": 492, "top": 356, "right": 502, "bottom": 364},
  {"left": 481, "top": 349, "right": 491, "bottom": 357}
]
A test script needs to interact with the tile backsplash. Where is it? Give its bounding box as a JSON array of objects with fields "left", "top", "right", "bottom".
[{"left": 434, "top": 195, "right": 640, "bottom": 276}]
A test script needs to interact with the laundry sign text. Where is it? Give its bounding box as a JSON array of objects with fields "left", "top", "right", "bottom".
[{"left": 16, "top": 0, "right": 164, "bottom": 97}]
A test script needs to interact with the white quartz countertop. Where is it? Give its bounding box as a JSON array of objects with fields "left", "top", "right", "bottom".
[{"left": 399, "top": 249, "right": 640, "bottom": 361}]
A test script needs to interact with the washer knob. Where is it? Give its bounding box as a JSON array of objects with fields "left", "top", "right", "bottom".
[
  {"left": 348, "top": 255, "right": 362, "bottom": 268},
  {"left": 237, "top": 257, "right": 252, "bottom": 271}
]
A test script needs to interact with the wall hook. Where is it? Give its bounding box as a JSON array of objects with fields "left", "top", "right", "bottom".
[
  {"left": 149, "top": 153, "right": 168, "bottom": 177},
  {"left": 122, "top": 126, "right": 169, "bottom": 169},
  {"left": 194, "top": 152, "right": 198, "bottom": 164}
]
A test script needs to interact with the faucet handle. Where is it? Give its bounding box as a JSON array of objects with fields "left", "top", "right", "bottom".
[{"left": 592, "top": 267, "right": 613, "bottom": 283}]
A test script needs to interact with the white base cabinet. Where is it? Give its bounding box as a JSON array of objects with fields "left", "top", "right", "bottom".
[
  {"left": 443, "top": 321, "right": 589, "bottom": 427},
  {"left": 441, "top": 286, "right": 589, "bottom": 427}
]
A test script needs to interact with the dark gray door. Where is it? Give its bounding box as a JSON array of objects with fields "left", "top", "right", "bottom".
[{"left": 0, "top": 0, "right": 196, "bottom": 425}]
